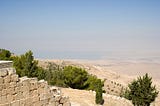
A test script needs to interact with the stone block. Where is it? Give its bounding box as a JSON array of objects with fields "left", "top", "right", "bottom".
[
  {"left": 38, "top": 80, "right": 47, "bottom": 88},
  {"left": 7, "top": 94, "right": 14, "bottom": 102},
  {"left": 55, "top": 95, "right": 62, "bottom": 102},
  {"left": 48, "top": 101, "right": 56, "bottom": 106},
  {"left": 10, "top": 82, "right": 17, "bottom": 88},
  {"left": 33, "top": 101, "right": 42, "bottom": 106},
  {"left": 37, "top": 87, "right": 45, "bottom": 94},
  {"left": 7, "top": 87, "right": 14, "bottom": 95},
  {"left": 60, "top": 96, "right": 69, "bottom": 104},
  {"left": 29, "top": 80, "right": 38, "bottom": 91},
  {"left": 10, "top": 74, "right": 19, "bottom": 82},
  {"left": 40, "top": 99, "right": 48, "bottom": 106},
  {"left": 0, "top": 69, "right": 8, "bottom": 77},
  {"left": 8, "top": 68, "right": 16, "bottom": 75},
  {"left": 2, "top": 89, "right": 7, "bottom": 96},
  {"left": 21, "top": 85, "right": 30, "bottom": 92},
  {"left": 16, "top": 82, "right": 22, "bottom": 87},
  {"left": 0, "top": 90, "right": 2, "bottom": 96},
  {"left": 30, "top": 90, "right": 38, "bottom": 97},
  {"left": 39, "top": 94, "right": 46, "bottom": 101},
  {"left": 4, "top": 75, "right": 11, "bottom": 83},
  {"left": 11, "top": 100, "right": 20, "bottom": 106},
  {"left": 22, "top": 90, "right": 29, "bottom": 98},
  {"left": 14, "top": 87, "right": 20, "bottom": 94},
  {"left": 0, "top": 77, "right": 3, "bottom": 84},
  {"left": 63, "top": 102, "right": 71, "bottom": 106},
  {"left": 1, "top": 95, "right": 7, "bottom": 104},
  {"left": 15, "top": 91, "right": 23, "bottom": 100},
  {"left": 32, "top": 96, "right": 39, "bottom": 103},
  {"left": 3, "top": 83, "right": 10, "bottom": 89},
  {"left": 50, "top": 86, "right": 61, "bottom": 95},
  {"left": 25, "top": 97, "right": 33, "bottom": 106},
  {"left": 22, "top": 80, "right": 30, "bottom": 87},
  {"left": 0, "top": 103, "right": 10, "bottom": 106},
  {"left": 19, "top": 99, "right": 25, "bottom": 106},
  {"left": 49, "top": 97, "right": 56, "bottom": 104},
  {"left": 0, "top": 84, "right": 3, "bottom": 91}
]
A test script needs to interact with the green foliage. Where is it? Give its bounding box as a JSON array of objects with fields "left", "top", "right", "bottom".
[
  {"left": 63, "top": 66, "right": 88, "bottom": 89},
  {"left": 36, "top": 67, "right": 46, "bottom": 80},
  {"left": 49, "top": 69, "right": 67, "bottom": 87},
  {"left": 13, "top": 50, "right": 38, "bottom": 77},
  {"left": 85, "top": 75, "right": 104, "bottom": 91},
  {"left": 123, "top": 73, "right": 159, "bottom": 106},
  {"left": 0, "top": 49, "right": 12, "bottom": 60},
  {"left": 63, "top": 66, "right": 104, "bottom": 104},
  {"left": 95, "top": 79, "right": 104, "bottom": 105}
]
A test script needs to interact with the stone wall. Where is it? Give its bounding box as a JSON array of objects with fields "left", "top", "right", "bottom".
[
  {"left": 0, "top": 68, "right": 70, "bottom": 106},
  {"left": 0, "top": 61, "right": 12, "bottom": 69}
]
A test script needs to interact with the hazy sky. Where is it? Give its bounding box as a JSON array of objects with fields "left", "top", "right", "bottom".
[{"left": 1, "top": 0, "right": 160, "bottom": 59}]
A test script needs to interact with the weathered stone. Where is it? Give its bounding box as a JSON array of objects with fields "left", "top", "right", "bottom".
[
  {"left": 30, "top": 90, "right": 38, "bottom": 97},
  {"left": 55, "top": 95, "right": 62, "bottom": 102},
  {"left": 25, "top": 97, "right": 32, "bottom": 106},
  {"left": 50, "top": 86, "right": 61, "bottom": 95},
  {"left": 15, "top": 91, "right": 23, "bottom": 100},
  {"left": 7, "top": 87, "right": 14, "bottom": 95},
  {"left": 60, "top": 96, "right": 69, "bottom": 104},
  {"left": 7, "top": 94, "right": 14, "bottom": 102},
  {"left": 22, "top": 90, "right": 29, "bottom": 98},
  {"left": 40, "top": 99, "right": 48, "bottom": 106},
  {"left": 48, "top": 101, "right": 56, "bottom": 106},
  {"left": 10, "top": 74, "right": 18, "bottom": 82},
  {"left": 1, "top": 96, "right": 7, "bottom": 104},
  {"left": 63, "top": 102, "right": 71, "bottom": 106},
  {"left": 3, "top": 83, "right": 10, "bottom": 90},
  {"left": 0, "top": 69, "right": 8, "bottom": 77},
  {"left": 0, "top": 77, "right": 3, "bottom": 84},
  {"left": 8, "top": 68, "right": 16, "bottom": 75},
  {"left": 19, "top": 99, "right": 25, "bottom": 106},
  {"left": 29, "top": 79, "right": 38, "bottom": 91},
  {"left": 0, "top": 84, "right": 3, "bottom": 91},
  {"left": 4, "top": 75, "right": 11, "bottom": 83},
  {"left": 58, "top": 104, "right": 63, "bottom": 106},
  {"left": 10, "top": 82, "right": 16, "bottom": 88},
  {"left": 33, "top": 101, "right": 42, "bottom": 106},
  {"left": 0, "top": 103, "right": 10, "bottom": 106},
  {"left": 2, "top": 89, "right": 7, "bottom": 96},
  {"left": 11, "top": 100, "right": 20, "bottom": 106},
  {"left": 32, "top": 96, "right": 39, "bottom": 103}
]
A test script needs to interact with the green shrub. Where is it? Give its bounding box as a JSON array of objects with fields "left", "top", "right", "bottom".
[
  {"left": 95, "top": 79, "right": 104, "bottom": 105},
  {"left": 0, "top": 49, "right": 12, "bottom": 60},
  {"left": 122, "top": 73, "right": 159, "bottom": 106},
  {"left": 63, "top": 66, "right": 88, "bottom": 89},
  {"left": 13, "top": 50, "right": 38, "bottom": 77}
]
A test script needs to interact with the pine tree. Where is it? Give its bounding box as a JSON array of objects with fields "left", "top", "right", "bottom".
[
  {"left": 0, "top": 49, "right": 12, "bottom": 60},
  {"left": 124, "top": 73, "right": 159, "bottom": 106},
  {"left": 13, "top": 50, "right": 38, "bottom": 77}
]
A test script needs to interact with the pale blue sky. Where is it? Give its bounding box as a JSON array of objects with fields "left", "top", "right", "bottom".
[{"left": 0, "top": 0, "right": 160, "bottom": 59}]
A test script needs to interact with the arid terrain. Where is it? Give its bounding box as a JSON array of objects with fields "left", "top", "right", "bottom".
[{"left": 38, "top": 59, "right": 160, "bottom": 106}]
